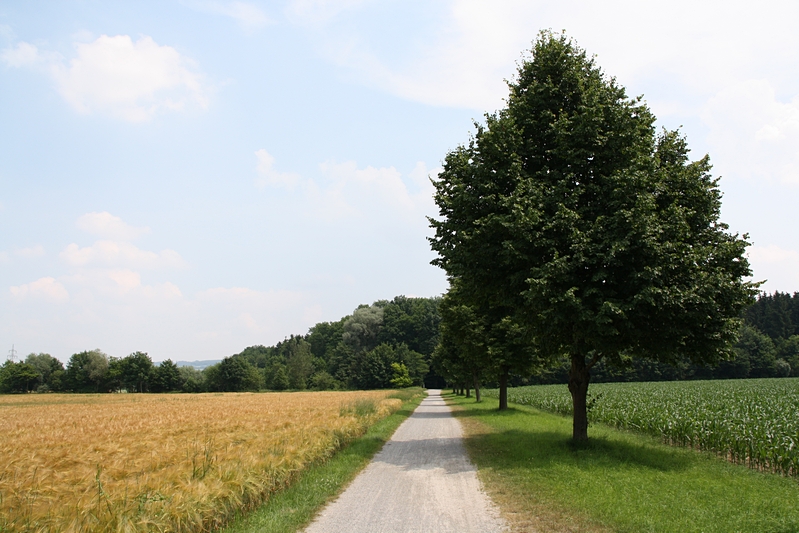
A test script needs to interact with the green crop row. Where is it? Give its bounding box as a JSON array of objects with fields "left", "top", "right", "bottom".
[{"left": 484, "top": 378, "right": 799, "bottom": 476}]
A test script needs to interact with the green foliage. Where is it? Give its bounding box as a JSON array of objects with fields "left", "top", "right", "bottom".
[
  {"left": 24, "top": 353, "right": 64, "bottom": 391},
  {"left": 178, "top": 365, "right": 206, "bottom": 392},
  {"left": 0, "top": 361, "right": 41, "bottom": 393},
  {"left": 66, "top": 350, "right": 110, "bottom": 392},
  {"left": 8, "top": 294, "right": 441, "bottom": 395},
  {"left": 429, "top": 31, "right": 756, "bottom": 437},
  {"left": 389, "top": 362, "right": 413, "bottom": 388},
  {"left": 309, "top": 371, "right": 341, "bottom": 391},
  {"left": 285, "top": 337, "right": 313, "bottom": 390},
  {"left": 744, "top": 291, "right": 799, "bottom": 340},
  {"left": 487, "top": 379, "right": 799, "bottom": 477},
  {"left": 151, "top": 359, "right": 181, "bottom": 392},
  {"left": 777, "top": 335, "right": 799, "bottom": 377},
  {"left": 205, "top": 356, "right": 262, "bottom": 392},
  {"left": 342, "top": 305, "right": 384, "bottom": 354},
  {"left": 266, "top": 363, "right": 290, "bottom": 391},
  {"left": 112, "top": 351, "right": 154, "bottom": 392},
  {"left": 733, "top": 325, "right": 776, "bottom": 378}
]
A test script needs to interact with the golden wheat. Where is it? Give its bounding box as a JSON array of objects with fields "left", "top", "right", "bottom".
[{"left": 0, "top": 391, "right": 401, "bottom": 533}]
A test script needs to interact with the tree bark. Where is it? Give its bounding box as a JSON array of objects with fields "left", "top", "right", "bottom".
[
  {"left": 473, "top": 370, "right": 481, "bottom": 402},
  {"left": 498, "top": 366, "right": 509, "bottom": 410},
  {"left": 568, "top": 354, "right": 590, "bottom": 441},
  {"left": 466, "top": 386, "right": 471, "bottom": 398}
]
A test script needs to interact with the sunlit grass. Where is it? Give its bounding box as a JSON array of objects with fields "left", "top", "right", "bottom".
[{"left": 449, "top": 393, "right": 799, "bottom": 533}]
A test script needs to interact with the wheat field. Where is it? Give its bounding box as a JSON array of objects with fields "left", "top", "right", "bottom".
[{"left": 0, "top": 391, "right": 402, "bottom": 533}]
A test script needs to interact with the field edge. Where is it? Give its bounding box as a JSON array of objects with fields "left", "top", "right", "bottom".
[{"left": 219, "top": 388, "right": 426, "bottom": 533}]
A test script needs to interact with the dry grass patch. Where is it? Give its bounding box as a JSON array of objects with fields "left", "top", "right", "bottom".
[{"left": 0, "top": 391, "right": 401, "bottom": 533}]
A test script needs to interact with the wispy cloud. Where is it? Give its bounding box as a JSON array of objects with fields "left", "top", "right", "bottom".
[
  {"left": 14, "top": 245, "right": 45, "bottom": 258},
  {"left": 76, "top": 211, "right": 150, "bottom": 240},
  {"left": 10, "top": 277, "right": 69, "bottom": 302},
  {"left": 2, "top": 35, "right": 210, "bottom": 121},
  {"left": 254, "top": 149, "right": 302, "bottom": 189},
  {"left": 182, "top": 1, "right": 272, "bottom": 31}
]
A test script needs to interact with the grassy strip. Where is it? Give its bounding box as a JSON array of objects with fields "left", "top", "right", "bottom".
[
  {"left": 219, "top": 388, "right": 425, "bottom": 533},
  {"left": 447, "top": 393, "right": 799, "bottom": 533}
]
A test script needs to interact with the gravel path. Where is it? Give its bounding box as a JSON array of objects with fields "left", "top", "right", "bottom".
[{"left": 304, "top": 389, "right": 508, "bottom": 533}]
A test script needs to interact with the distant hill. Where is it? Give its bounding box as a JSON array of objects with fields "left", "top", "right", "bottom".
[{"left": 175, "top": 360, "right": 221, "bottom": 369}]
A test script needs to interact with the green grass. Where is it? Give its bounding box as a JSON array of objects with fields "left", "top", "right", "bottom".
[
  {"left": 448, "top": 393, "right": 799, "bottom": 533},
  {"left": 484, "top": 379, "right": 799, "bottom": 476},
  {"left": 218, "top": 388, "right": 425, "bottom": 533}
]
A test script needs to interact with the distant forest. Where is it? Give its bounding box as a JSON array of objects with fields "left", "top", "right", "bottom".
[
  {"left": 524, "top": 291, "right": 799, "bottom": 386},
  {"left": 0, "top": 296, "right": 443, "bottom": 393},
  {"left": 2, "top": 292, "right": 798, "bottom": 393}
]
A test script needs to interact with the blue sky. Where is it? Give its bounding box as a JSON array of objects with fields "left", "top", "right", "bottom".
[{"left": 2, "top": 0, "right": 799, "bottom": 363}]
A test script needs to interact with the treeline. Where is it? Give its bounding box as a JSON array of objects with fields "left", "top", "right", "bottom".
[
  {"left": 0, "top": 351, "right": 184, "bottom": 394},
  {"left": 204, "top": 295, "right": 442, "bottom": 392},
  {"left": 0, "top": 295, "right": 442, "bottom": 394},
  {"left": 434, "top": 291, "right": 799, "bottom": 390}
]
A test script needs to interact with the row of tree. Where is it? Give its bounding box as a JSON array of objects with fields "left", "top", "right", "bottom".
[
  {"left": 1, "top": 295, "right": 443, "bottom": 394},
  {"left": 0, "top": 351, "right": 184, "bottom": 394},
  {"left": 202, "top": 295, "right": 442, "bottom": 392}
]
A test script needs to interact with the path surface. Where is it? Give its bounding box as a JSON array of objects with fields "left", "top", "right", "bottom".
[{"left": 304, "top": 390, "right": 507, "bottom": 533}]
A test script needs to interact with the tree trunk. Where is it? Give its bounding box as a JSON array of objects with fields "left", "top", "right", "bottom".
[
  {"left": 473, "top": 370, "right": 481, "bottom": 402},
  {"left": 568, "top": 353, "right": 590, "bottom": 441},
  {"left": 466, "top": 387, "right": 471, "bottom": 398},
  {"left": 498, "top": 366, "right": 509, "bottom": 410}
]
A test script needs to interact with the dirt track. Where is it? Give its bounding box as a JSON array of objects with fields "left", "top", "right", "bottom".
[{"left": 304, "top": 389, "right": 508, "bottom": 533}]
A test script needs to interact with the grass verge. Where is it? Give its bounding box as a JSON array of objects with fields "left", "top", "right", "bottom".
[
  {"left": 219, "top": 388, "right": 425, "bottom": 533},
  {"left": 447, "top": 393, "right": 799, "bottom": 533}
]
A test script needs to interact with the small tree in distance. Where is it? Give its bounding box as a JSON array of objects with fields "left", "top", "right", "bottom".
[{"left": 429, "top": 31, "right": 757, "bottom": 440}]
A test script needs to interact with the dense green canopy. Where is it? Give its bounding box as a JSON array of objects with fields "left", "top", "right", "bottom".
[{"left": 430, "top": 31, "right": 757, "bottom": 439}]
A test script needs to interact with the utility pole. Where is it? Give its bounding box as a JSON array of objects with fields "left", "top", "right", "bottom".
[{"left": 8, "top": 344, "right": 18, "bottom": 362}]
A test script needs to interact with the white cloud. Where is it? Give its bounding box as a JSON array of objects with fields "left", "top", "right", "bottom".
[
  {"left": 702, "top": 80, "right": 799, "bottom": 185},
  {"left": 254, "top": 149, "right": 302, "bottom": 189},
  {"left": 10, "top": 277, "right": 69, "bottom": 302},
  {"left": 60, "top": 241, "right": 186, "bottom": 269},
  {"left": 76, "top": 211, "right": 150, "bottom": 240},
  {"left": 183, "top": 1, "right": 272, "bottom": 30},
  {"left": 3, "top": 35, "right": 209, "bottom": 121},
  {"left": 14, "top": 245, "right": 45, "bottom": 258},
  {"left": 108, "top": 269, "right": 142, "bottom": 293},
  {"left": 305, "top": 160, "right": 437, "bottom": 220},
  {"left": 1, "top": 41, "right": 43, "bottom": 67},
  {"left": 288, "top": 0, "right": 799, "bottom": 115},
  {"left": 285, "top": 0, "right": 372, "bottom": 27}
]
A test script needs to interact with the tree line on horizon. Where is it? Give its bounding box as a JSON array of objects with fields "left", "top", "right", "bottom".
[
  {"left": 1, "top": 291, "right": 796, "bottom": 394},
  {"left": 0, "top": 295, "right": 443, "bottom": 394}
]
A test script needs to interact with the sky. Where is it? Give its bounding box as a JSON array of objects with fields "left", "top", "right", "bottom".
[{"left": 2, "top": 1, "right": 799, "bottom": 363}]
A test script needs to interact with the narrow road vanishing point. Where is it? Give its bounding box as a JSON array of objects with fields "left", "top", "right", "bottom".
[{"left": 304, "top": 390, "right": 508, "bottom": 533}]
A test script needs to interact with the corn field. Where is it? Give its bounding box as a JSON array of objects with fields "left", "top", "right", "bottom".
[
  {"left": 485, "top": 378, "right": 799, "bottom": 477},
  {"left": 0, "top": 391, "right": 402, "bottom": 533}
]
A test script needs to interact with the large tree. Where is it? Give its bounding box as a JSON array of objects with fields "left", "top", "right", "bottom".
[{"left": 429, "top": 31, "right": 756, "bottom": 440}]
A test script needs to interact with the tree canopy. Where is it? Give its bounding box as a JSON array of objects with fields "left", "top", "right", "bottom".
[{"left": 429, "top": 31, "right": 757, "bottom": 440}]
